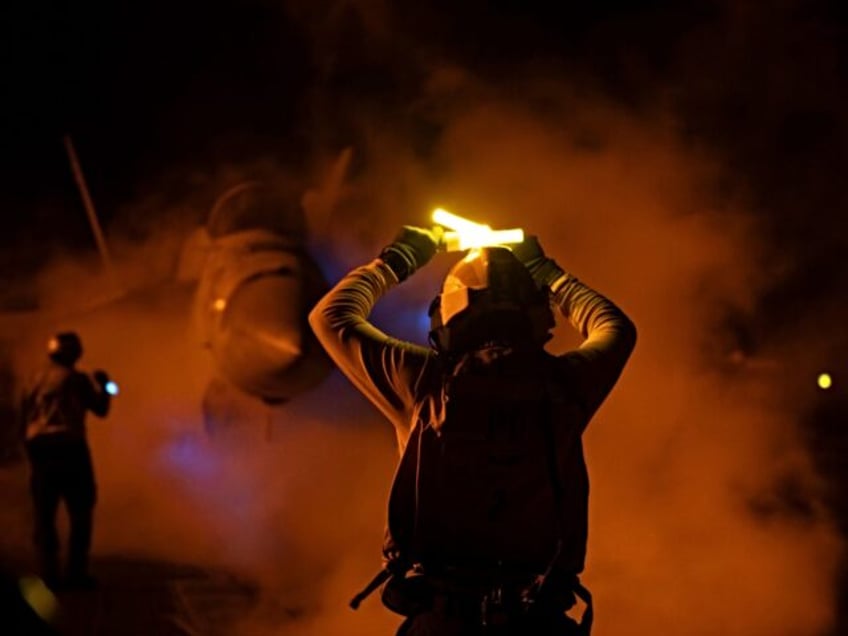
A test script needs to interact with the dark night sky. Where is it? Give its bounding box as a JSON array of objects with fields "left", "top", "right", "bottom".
[
  {"left": 3, "top": 1, "right": 846, "bottom": 281},
  {"left": 3, "top": 0, "right": 845, "bottom": 382},
  {"left": 2, "top": 0, "right": 847, "bottom": 630}
]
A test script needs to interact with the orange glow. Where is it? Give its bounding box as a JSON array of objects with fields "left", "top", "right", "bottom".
[{"left": 3, "top": 60, "right": 840, "bottom": 636}]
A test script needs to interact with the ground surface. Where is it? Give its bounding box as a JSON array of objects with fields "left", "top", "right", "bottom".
[{"left": 0, "top": 458, "right": 273, "bottom": 636}]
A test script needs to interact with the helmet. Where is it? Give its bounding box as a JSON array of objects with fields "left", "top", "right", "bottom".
[
  {"left": 47, "top": 332, "right": 83, "bottom": 366},
  {"left": 428, "top": 247, "right": 554, "bottom": 353}
]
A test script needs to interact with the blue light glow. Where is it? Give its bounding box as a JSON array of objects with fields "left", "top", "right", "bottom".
[
  {"left": 105, "top": 381, "right": 119, "bottom": 396},
  {"left": 160, "top": 434, "right": 220, "bottom": 481}
]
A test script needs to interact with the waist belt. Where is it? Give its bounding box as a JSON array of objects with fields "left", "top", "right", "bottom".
[
  {"left": 356, "top": 566, "right": 593, "bottom": 635},
  {"left": 41, "top": 423, "right": 71, "bottom": 434},
  {"left": 350, "top": 567, "right": 594, "bottom": 636},
  {"left": 426, "top": 572, "right": 592, "bottom": 632},
  {"left": 26, "top": 421, "right": 70, "bottom": 441}
]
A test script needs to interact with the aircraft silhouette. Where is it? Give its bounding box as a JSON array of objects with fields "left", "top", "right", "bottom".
[
  {"left": 0, "top": 150, "right": 352, "bottom": 450},
  {"left": 185, "top": 178, "right": 334, "bottom": 438}
]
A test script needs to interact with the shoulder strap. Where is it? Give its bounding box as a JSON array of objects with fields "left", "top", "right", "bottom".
[
  {"left": 524, "top": 367, "right": 565, "bottom": 591},
  {"left": 525, "top": 361, "right": 593, "bottom": 634}
]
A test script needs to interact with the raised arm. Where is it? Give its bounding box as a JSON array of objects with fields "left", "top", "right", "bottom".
[
  {"left": 551, "top": 273, "right": 636, "bottom": 420},
  {"left": 512, "top": 236, "right": 636, "bottom": 423},
  {"left": 308, "top": 227, "right": 442, "bottom": 445}
]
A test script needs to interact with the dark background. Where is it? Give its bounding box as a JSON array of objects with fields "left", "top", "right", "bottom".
[
  {"left": 4, "top": 1, "right": 847, "bottom": 309},
  {"left": 2, "top": 1, "right": 846, "bottom": 632}
]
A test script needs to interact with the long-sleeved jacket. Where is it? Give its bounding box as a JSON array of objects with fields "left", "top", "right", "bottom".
[
  {"left": 308, "top": 258, "right": 636, "bottom": 454},
  {"left": 310, "top": 256, "right": 636, "bottom": 575},
  {"left": 21, "top": 361, "right": 111, "bottom": 441}
]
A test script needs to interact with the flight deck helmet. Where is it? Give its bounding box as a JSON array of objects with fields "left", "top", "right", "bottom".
[
  {"left": 47, "top": 331, "right": 83, "bottom": 366},
  {"left": 428, "top": 247, "right": 554, "bottom": 354}
]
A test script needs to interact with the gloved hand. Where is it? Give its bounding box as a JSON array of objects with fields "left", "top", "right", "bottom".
[
  {"left": 92, "top": 369, "right": 110, "bottom": 387},
  {"left": 379, "top": 225, "right": 445, "bottom": 282},
  {"left": 510, "top": 235, "right": 566, "bottom": 289}
]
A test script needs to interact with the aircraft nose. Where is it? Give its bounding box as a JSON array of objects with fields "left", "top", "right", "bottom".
[{"left": 211, "top": 272, "right": 308, "bottom": 397}]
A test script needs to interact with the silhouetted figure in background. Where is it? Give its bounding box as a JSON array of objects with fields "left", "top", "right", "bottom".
[
  {"left": 20, "top": 332, "right": 112, "bottom": 589},
  {"left": 310, "top": 227, "right": 636, "bottom": 635}
]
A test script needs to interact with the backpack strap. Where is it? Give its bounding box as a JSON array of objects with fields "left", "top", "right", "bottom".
[
  {"left": 518, "top": 369, "right": 564, "bottom": 604},
  {"left": 525, "top": 363, "right": 593, "bottom": 634}
]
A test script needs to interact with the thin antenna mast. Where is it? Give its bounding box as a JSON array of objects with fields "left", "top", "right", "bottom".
[{"left": 63, "top": 134, "right": 121, "bottom": 294}]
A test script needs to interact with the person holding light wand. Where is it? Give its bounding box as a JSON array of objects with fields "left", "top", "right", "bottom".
[
  {"left": 310, "top": 208, "right": 636, "bottom": 635},
  {"left": 20, "top": 332, "right": 116, "bottom": 590}
]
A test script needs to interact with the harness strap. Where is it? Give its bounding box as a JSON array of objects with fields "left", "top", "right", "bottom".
[{"left": 521, "top": 365, "right": 568, "bottom": 601}]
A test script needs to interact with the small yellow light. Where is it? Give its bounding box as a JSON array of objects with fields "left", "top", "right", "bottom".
[
  {"left": 817, "top": 373, "right": 833, "bottom": 390},
  {"left": 18, "top": 576, "right": 58, "bottom": 623},
  {"left": 213, "top": 298, "right": 226, "bottom": 312}
]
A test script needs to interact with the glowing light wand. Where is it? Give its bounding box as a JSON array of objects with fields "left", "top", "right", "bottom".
[{"left": 432, "top": 208, "right": 524, "bottom": 252}]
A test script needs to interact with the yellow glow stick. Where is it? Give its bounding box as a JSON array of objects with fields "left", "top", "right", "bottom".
[
  {"left": 432, "top": 208, "right": 524, "bottom": 252},
  {"left": 432, "top": 208, "right": 490, "bottom": 234},
  {"left": 445, "top": 229, "right": 525, "bottom": 250}
]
